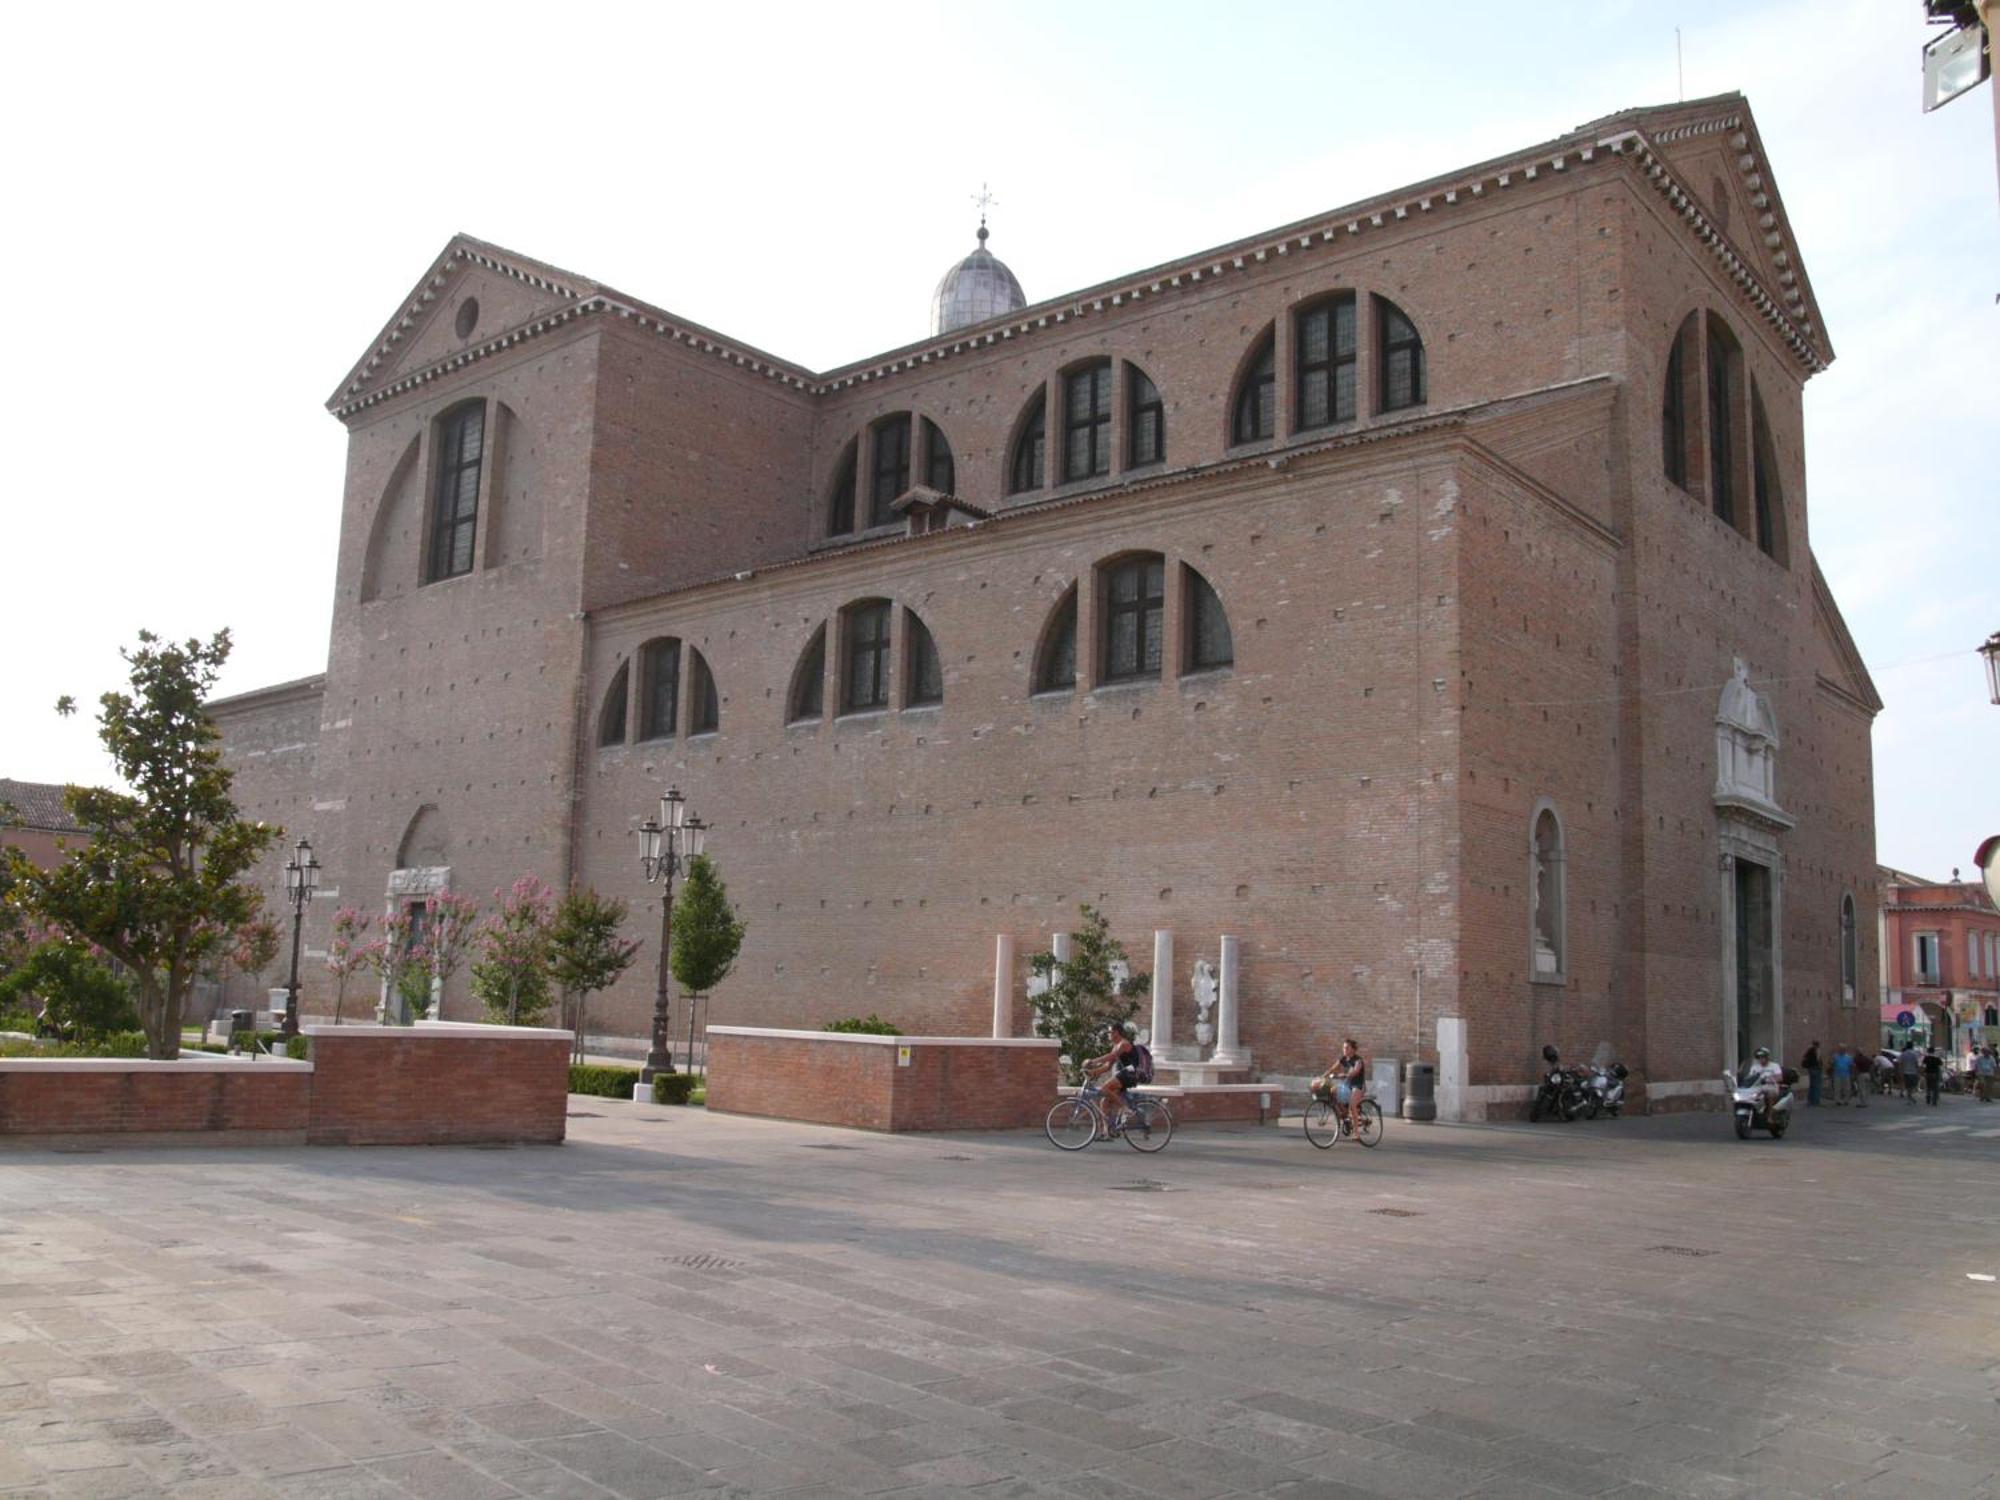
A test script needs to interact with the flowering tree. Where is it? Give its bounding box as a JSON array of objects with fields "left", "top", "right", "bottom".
[
  {"left": 548, "top": 885, "right": 641, "bottom": 1062},
  {"left": 324, "top": 907, "right": 372, "bottom": 1025},
  {"left": 419, "top": 891, "right": 480, "bottom": 1020},
  {"left": 362, "top": 907, "right": 428, "bottom": 1026},
  {"left": 471, "top": 877, "right": 555, "bottom": 1026}
]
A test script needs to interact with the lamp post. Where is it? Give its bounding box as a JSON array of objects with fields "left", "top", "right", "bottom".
[
  {"left": 281, "top": 837, "right": 320, "bottom": 1039},
  {"left": 638, "top": 787, "right": 707, "bottom": 1081},
  {"left": 1980, "top": 631, "right": 1999, "bottom": 707}
]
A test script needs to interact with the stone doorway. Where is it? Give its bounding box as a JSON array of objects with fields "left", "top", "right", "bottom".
[{"left": 1733, "top": 859, "right": 1775, "bottom": 1067}]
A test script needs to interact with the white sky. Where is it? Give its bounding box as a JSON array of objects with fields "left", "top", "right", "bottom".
[{"left": 1, "top": 0, "right": 1994, "bottom": 881}]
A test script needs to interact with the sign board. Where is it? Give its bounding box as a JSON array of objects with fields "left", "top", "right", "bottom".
[
  {"left": 896, "top": 1045, "right": 911, "bottom": 1068},
  {"left": 1896, "top": 1010, "right": 1917, "bottom": 1028}
]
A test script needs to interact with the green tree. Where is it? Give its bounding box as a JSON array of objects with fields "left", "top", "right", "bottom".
[
  {"left": 548, "top": 885, "right": 641, "bottom": 1062},
  {"left": 5, "top": 631, "right": 280, "bottom": 1059},
  {"left": 323, "top": 906, "right": 372, "bottom": 1025},
  {"left": 0, "top": 936, "right": 138, "bottom": 1041},
  {"left": 361, "top": 908, "right": 427, "bottom": 1025},
  {"left": 1027, "top": 904, "right": 1149, "bottom": 1084},
  {"left": 471, "top": 877, "right": 555, "bottom": 1026},
  {"left": 670, "top": 855, "right": 744, "bottom": 1065}
]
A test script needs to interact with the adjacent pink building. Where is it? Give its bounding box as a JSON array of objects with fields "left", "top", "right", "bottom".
[{"left": 1879, "top": 866, "right": 2000, "bottom": 1056}]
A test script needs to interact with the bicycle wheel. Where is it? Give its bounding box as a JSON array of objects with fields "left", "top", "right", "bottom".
[
  {"left": 1123, "top": 1096, "right": 1174, "bottom": 1153},
  {"left": 1303, "top": 1098, "right": 1341, "bottom": 1149},
  {"left": 1352, "top": 1099, "right": 1384, "bottom": 1147},
  {"left": 1046, "top": 1098, "right": 1099, "bottom": 1151}
]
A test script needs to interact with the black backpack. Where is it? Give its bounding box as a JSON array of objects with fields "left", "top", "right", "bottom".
[{"left": 1130, "top": 1042, "right": 1155, "bottom": 1083}]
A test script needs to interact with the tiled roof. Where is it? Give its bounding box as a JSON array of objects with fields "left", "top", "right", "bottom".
[{"left": 0, "top": 779, "right": 86, "bottom": 833}]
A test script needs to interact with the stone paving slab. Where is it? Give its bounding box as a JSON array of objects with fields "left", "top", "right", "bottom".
[{"left": 0, "top": 1096, "right": 1996, "bottom": 1496}]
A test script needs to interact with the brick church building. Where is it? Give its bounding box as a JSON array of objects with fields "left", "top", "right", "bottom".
[{"left": 212, "top": 93, "right": 1882, "bottom": 1114}]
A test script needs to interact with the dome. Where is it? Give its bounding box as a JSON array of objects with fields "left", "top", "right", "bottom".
[{"left": 930, "top": 225, "right": 1027, "bottom": 336}]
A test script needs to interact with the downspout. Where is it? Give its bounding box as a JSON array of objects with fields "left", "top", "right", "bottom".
[{"left": 560, "top": 609, "right": 592, "bottom": 894}]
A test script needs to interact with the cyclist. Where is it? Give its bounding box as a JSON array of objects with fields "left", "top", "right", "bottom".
[
  {"left": 1084, "top": 1021, "right": 1142, "bottom": 1134},
  {"left": 1327, "top": 1037, "right": 1368, "bottom": 1134}
]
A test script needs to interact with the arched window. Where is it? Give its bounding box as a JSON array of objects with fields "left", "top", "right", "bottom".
[
  {"left": 787, "top": 626, "right": 826, "bottom": 724},
  {"left": 1063, "top": 360, "right": 1113, "bottom": 482},
  {"left": 1034, "top": 587, "right": 1078, "bottom": 695},
  {"left": 1750, "top": 386, "right": 1787, "bottom": 565},
  {"left": 428, "top": 400, "right": 485, "bottom": 583},
  {"left": 923, "top": 418, "right": 955, "bottom": 494},
  {"left": 1183, "top": 566, "right": 1234, "bottom": 672},
  {"left": 1295, "top": 296, "right": 1356, "bottom": 432},
  {"left": 688, "top": 648, "right": 719, "bottom": 734},
  {"left": 1127, "top": 363, "right": 1165, "bottom": 468},
  {"left": 1100, "top": 553, "right": 1165, "bottom": 683},
  {"left": 1009, "top": 392, "right": 1046, "bottom": 495},
  {"left": 1530, "top": 803, "right": 1565, "bottom": 982},
  {"left": 841, "top": 600, "right": 892, "bottom": 714},
  {"left": 1706, "top": 313, "right": 1741, "bottom": 527},
  {"left": 827, "top": 442, "right": 858, "bottom": 537},
  {"left": 1232, "top": 331, "right": 1276, "bottom": 444},
  {"left": 1840, "top": 894, "right": 1857, "bottom": 1005},
  {"left": 1375, "top": 296, "right": 1425, "bottom": 412},
  {"left": 638, "top": 637, "right": 680, "bottom": 741},
  {"left": 597, "top": 662, "right": 629, "bottom": 748},
  {"left": 870, "top": 414, "right": 911, "bottom": 527},
  {"left": 904, "top": 610, "right": 942, "bottom": 707},
  {"left": 1661, "top": 313, "right": 1696, "bottom": 490}
]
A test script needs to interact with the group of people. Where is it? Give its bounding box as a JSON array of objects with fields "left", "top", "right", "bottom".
[
  {"left": 1083, "top": 1027, "right": 1373, "bottom": 1135},
  {"left": 1797, "top": 1038, "right": 1999, "bottom": 1107}
]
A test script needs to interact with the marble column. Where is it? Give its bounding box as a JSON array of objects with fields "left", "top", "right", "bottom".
[
  {"left": 1052, "top": 931, "right": 1072, "bottom": 980},
  {"left": 1150, "top": 930, "right": 1174, "bottom": 1054},
  {"left": 1212, "top": 934, "right": 1248, "bottom": 1067},
  {"left": 992, "top": 934, "right": 1015, "bottom": 1038}
]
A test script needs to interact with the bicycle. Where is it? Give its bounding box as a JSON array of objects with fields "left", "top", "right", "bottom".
[
  {"left": 1046, "top": 1076, "right": 1175, "bottom": 1153},
  {"left": 1302, "top": 1088, "right": 1383, "bottom": 1149}
]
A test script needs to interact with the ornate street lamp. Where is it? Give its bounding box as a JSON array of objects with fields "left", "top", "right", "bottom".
[
  {"left": 1980, "top": 631, "right": 1999, "bottom": 707},
  {"left": 281, "top": 837, "right": 320, "bottom": 1039},
  {"left": 638, "top": 788, "right": 707, "bottom": 1081}
]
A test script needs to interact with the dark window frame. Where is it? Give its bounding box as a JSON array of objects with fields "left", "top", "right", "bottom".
[
  {"left": 427, "top": 401, "right": 484, "bottom": 583},
  {"left": 597, "top": 661, "right": 629, "bottom": 747},
  {"left": 1100, "top": 554, "right": 1165, "bottom": 684},
  {"left": 1232, "top": 334, "right": 1276, "bottom": 445},
  {"left": 841, "top": 601, "right": 892, "bottom": 714},
  {"left": 788, "top": 627, "right": 826, "bottom": 724},
  {"left": 1034, "top": 588, "right": 1078, "bottom": 695},
  {"left": 1662, "top": 329, "right": 1689, "bottom": 489},
  {"left": 1184, "top": 566, "right": 1234, "bottom": 673},
  {"left": 1376, "top": 296, "right": 1426, "bottom": 413},
  {"left": 870, "top": 415, "right": 911, "bottom": 527},
  {"left": 1294, "top": 296, "right": 1356, "bottom": 433},
  {"left": 904, "top": 611, "right": 942, "bottom": 708},
  {"left": 923, "top": 418, "right": 955, "bottom": 494},
  {"left": 828, "top": 444, "right": 858, "bottom": 536},
  {"left": 638, "top": 638, "right": 680, "bottom": 742},
  {"left": 1062, "top": 361, "right": 1113, "bottom": 483},
  {"left": 688, "top": 648, "right": 719, "bottom": 734},
  {"left": 1707, "top": 317, "right": 1737, "bottom": 526},
  {"left": 1127, "top": 364, "right": 1164, "bottom": 468},
  {"left": 1009, "top": 393, "right": 1046, "bottom": 495}
]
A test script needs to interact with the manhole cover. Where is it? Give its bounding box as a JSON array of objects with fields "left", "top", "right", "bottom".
[
  {"left": 1367, "top": 1208, "right": 1421, "bottom": 1218},
  {"left": 936, "top": 1153, "right": 975, "bottom": 1162},
  {"left": 567, "top": 1111, "right": 602, "bottom": 1119},
  {"left": 1648, "top": 1245, "right": 1717, "bottom": 1258},
  {"left": 1109, "top": 1180, "right": 1173, "bottom": 1193},
  {"left": 798, "top": 1143, "right": 860, "bottom": 1151},
  {"left": 667, "top": 1254, "right": 748, "bottom": 1272}
]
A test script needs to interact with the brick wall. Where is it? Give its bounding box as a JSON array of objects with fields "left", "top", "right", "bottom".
[
  {"left": 706, "top": 1028, "right": 1059, "bottom": 1132},
  {"left": 304, "top": 1022, "right": 570, "bottom": 1146},
  {"left": 0, "top": 1059, "right": 311, "bottom": 1141}
]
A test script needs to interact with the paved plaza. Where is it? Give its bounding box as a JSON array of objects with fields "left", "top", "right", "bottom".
[{"left": 0, "top": 1092, "right": 1996, "bottom": 1499}]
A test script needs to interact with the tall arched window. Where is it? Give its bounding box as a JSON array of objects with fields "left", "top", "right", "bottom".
[
  {"left": 870, "top": 414, "right": 911, "bottom": 527},
  {"left": 1183, "top": 566, "right": 1233, "bottom": 672},
  {"left": 923, "top": 418, "right": 955, "bottom": 494},
  {"left": 841, "top": 600, "right": 892, "bottom": 713},
  {"left": 1009, "top": 393, "right": 1046, "bottom": 495},
  {"left": 688, "top": 648, "right": 719, "bottom": 735},
  {"left": 904, "top": 610, "right": 942, "bottom": 707},
  {"left": 827, "top": 442, "right": 858, "bottom": 537},
  {"left": 1661, "top": 313, "right": 1696, "bottom": 490},
  {"left": 1295, "top": 296, "right": 1356, "bottom": 432},
  {"left": 428, "top": 401, "right": 484, "bottom": 583},
  {"left": 1127, "top": 363, "right": 1165, "bottom": 468},
  {"left": 597, "top": 662, "right": 629, "bottom": 748},
  {"left": 1375, "top": 296, "right": 1426, "bottom": 412},
  {"left": 1750, "top": 386, "right": 1787, "bottom": 565},
  {"left": 1063, "top": 360, "right": 1113, "bottom": 482},
  {"left": 1034, "top": 587, "right": 1078, "bottom": 695},
  {"left": 638, "top": 637, "right": 680, "bottom": 741},
  {"left": 787, "top": 627, "right": 826, "bottom": 725},
  {"left": 1100, "top": 554, "right": 1165, "bottom": 683},
  {"left": 1232, "top": 331, "right": 1276, "bottom": 444},
  {"left": 1530, "top": 803, "right": 1565, "bottom": 982},
  {"left": 1706, "top": 313, "right": 1741, "bottom": 526},
  {"left": 1840, "top": 894, "right": 1857, "bottom": 1005}
]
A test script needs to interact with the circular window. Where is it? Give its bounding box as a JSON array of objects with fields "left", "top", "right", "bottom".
[{"left": 454, "top": 297, "right": 479, "bottom": 339}]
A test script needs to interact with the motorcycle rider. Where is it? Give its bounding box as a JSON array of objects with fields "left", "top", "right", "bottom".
[{"left": 1741, "top": 1046, "right": 1785, "bottom": 1121}]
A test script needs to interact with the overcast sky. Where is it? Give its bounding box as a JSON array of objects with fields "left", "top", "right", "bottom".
[{"left": 1, "top": 0, "right": 1993, "bottom": 880}]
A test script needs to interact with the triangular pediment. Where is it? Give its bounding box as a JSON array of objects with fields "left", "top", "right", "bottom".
[
  {"left": 1593, "top": 95, "right": 1832, "bottom": 369},
  {"left": 327, "top": 236, "right": 599, "bottom": 415},
  {"left": 1810, "top": 554, "right": 1883, "bottom": 716}
]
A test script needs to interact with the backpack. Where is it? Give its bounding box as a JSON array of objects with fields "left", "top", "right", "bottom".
[{"left": 1130, "top": 1042, "right": 1155, "bottom": 1084}]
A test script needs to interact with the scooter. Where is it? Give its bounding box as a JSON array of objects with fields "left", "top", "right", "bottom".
[{"left": 1727, "top": 1067, "right": 1795, "bottom": 1140}]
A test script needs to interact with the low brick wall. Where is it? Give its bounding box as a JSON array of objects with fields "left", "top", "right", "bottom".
[
  {"left": 0, "top": 1057, "right": 312, "bottom": 1144},
  {"left": 305, "top": 1022, "right": 571, "bottom": 1146},
  {"left": 707, "top": 1028, "right": 1060, "bottom": 1131}
]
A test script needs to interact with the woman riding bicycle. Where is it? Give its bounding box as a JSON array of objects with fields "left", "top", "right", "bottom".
[{"left": 1083, "top": 1021, "right": 1142, "bottom": 1134}]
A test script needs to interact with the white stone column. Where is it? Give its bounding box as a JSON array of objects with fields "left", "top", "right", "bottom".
[
  {"left": 1212, "top": 934, "right": 1247, "bottom": 1066},
  {"left": 992, "top": 935, "right": 1015, "bottom": 1038},
  {"left": 1150, "top": 930, "right": 1174, "bottom": 1053},
  {"left": 1052, "top": 931, "right": 1072, "bottom": 978}
]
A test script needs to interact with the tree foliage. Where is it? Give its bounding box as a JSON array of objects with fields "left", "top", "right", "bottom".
[
  {"left": 4, "top": 631, "right": 279, "bottom": 1059},
  {"left": 548, "top": 885, "right": 641, "bottom": 1061},
  {"left": 361, "top": 907, "right": 427, "bottom": 1025},
  {"left": 471, "top": 877, "right": 555, "bottom": 1026},
  {"left": 0, "top": 936, "right": 138, "bottom": 1041},
  {"left": 670, "top": 855, "right": 744, "bottom": 999},
  {"left": 324, "top": 907, "right": 372, "bottom": 1025},
  {"left": 1027, "top": 904, "right": 1149, "bottom": 1084},
  {"left": 420, "top": 890, "right": 480, "bottom": 1019}
]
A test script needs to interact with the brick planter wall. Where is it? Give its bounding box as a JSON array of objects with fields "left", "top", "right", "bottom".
[
  {"left": 0, "top": 1057, "right": 312, "bottom": 1144},
  {"left": 305, "top": 1022, "right": 570, "bottom": 1146},
  {"left": 706, "top": 1028, "right": 1060, "bottom": 1132}
]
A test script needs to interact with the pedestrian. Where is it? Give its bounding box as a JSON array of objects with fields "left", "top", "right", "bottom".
[
  {"left": 1898, "top": 1041, "right": 1920, "bottom": 1104},
  {"left": 1802, "top": 1040, "right": 1822, "bottom": 1106},
  {"left": 1977, "top": 1045, "right": 1995, "bottom": 1104},
  {"left": 1830, "top": 1043, "right": 1853, "bottom": 1106},
  {"left": 1921, "top": 1047, "right": 1943, "bottom": 1107}
]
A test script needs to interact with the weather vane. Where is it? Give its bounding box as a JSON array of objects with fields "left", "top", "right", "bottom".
[{"left": 972, "top": 183, "right": 997, "bottom": 241}]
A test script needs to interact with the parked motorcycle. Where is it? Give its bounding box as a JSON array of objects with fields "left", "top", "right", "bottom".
[
  {"left": 1529, "top": 1046, "right": 1590, "bottom": 1122},
  {"left": 1581, "top": 1055, "right": 1629, "bottom": 1118},
  {"left": 1727, "top": 1066, "right": 1795, "bottom": 1140}
]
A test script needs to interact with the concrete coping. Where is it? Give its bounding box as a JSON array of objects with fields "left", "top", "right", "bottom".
[
  {"left": 707, "top": 1026, "right": 1059, "bottom": 1050},
  {"left": 303, "top": 1021, "right": 573, "bottom": 1041},
  {"left": 1058, "top": 1083, "right": 1277, "bottom": 1098},
  {"left": 0, "top": 1056, "right": 314, "bottom": 1074}
]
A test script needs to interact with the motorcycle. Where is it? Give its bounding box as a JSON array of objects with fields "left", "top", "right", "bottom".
[
  {"left": 1581, "top": 1055, "right": 1629, "bottom": 1118},
  {"left": 1727, "top": 1065, "right": 1795, "bottom": 1140},
  {"left": 1529, "top": 1045, "right": 1590, "bottom": 1122}
]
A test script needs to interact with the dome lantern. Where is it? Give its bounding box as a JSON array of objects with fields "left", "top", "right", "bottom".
[{"left": 930, "top": 214, "right": 1027, "bottom": 336}]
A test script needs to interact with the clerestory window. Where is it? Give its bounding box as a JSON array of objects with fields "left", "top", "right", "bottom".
[
  {"left": 1295, "top": 296, "right": 1356, "bottom": 432},
  {"left": 638, "top": 638, "right": 680, "bottom": 741},
  {"left": 1232, "top": 332, "right": 1276, "bottom": 444},
  {"left": 1100, "top": 554, "right": 1165, "bottom": 683},
  {"left": 1063, "top": 361, "right": 1113, "bottom": 483},
  {"left": 428, "top": 401, "right": 484, "bottom": 583},
  {"left": 1127, "top": 364, "right": 1165, "bottom": 468},
  {"left": 1009, "top": 392, "right": 1046, "bottom": 495}
]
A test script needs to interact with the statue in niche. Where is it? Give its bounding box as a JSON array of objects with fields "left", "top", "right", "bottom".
[{"left": 1191, "top": 958, "right": 1218, "bottom": 1046}]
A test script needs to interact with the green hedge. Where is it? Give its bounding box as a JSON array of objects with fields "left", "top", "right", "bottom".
[
  {"left": 652, "top": 1072, "right": 696, "bottom": 1105},
  {"left": 569, "top": 1063, "right": 644, "bottom": 1098},
  {"left": 285, "top": 1036, "right": 310, "bottom": 1061},
  {"left": 822, "top": 1014, "right": 902, "bottom": 1035}
]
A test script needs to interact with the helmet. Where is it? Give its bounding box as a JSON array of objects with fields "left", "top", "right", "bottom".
[
  {"left": 1541, "top": 1045, "right": 1560, "bottom": 1064},
  {"left": 1118, "top": 1020, "right": 1138, "bottom": 1040},
  {"left": 1754, "top": 1047, "right": 1771, "bottom": 1061}
]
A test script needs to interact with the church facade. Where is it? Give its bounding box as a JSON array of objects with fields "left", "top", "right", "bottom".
[{"left": 211, "top": 93, "right": 1882, "bottom": 1113}]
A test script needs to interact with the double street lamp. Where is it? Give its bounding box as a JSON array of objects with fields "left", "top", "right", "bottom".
[
  {"left": 282, "top": 837, "right": 320, "bottom": 1039},
  {"left": 638, "top": 787, "right": 706, "bottom": 1081}
]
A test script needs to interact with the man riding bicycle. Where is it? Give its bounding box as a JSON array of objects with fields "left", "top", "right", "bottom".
[{"left": 1083, "top": 1021, "right": 1142, "bottom": 1134}]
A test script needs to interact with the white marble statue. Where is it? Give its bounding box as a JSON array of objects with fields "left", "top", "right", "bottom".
[{"left": 1192, "top": 958, "right": 1217, "bottom": 1046}]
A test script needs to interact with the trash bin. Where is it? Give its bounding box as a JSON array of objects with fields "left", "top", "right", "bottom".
[
  {"left": 228, "top": 1009, "right": 254, "bottom": 1049},
  {"left": 1403, "top": 1061, "right": 1437, "bottom": 1121},
  {"left": 1370, "top": 1058, "right": 1400, "bottom": 1117}
]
